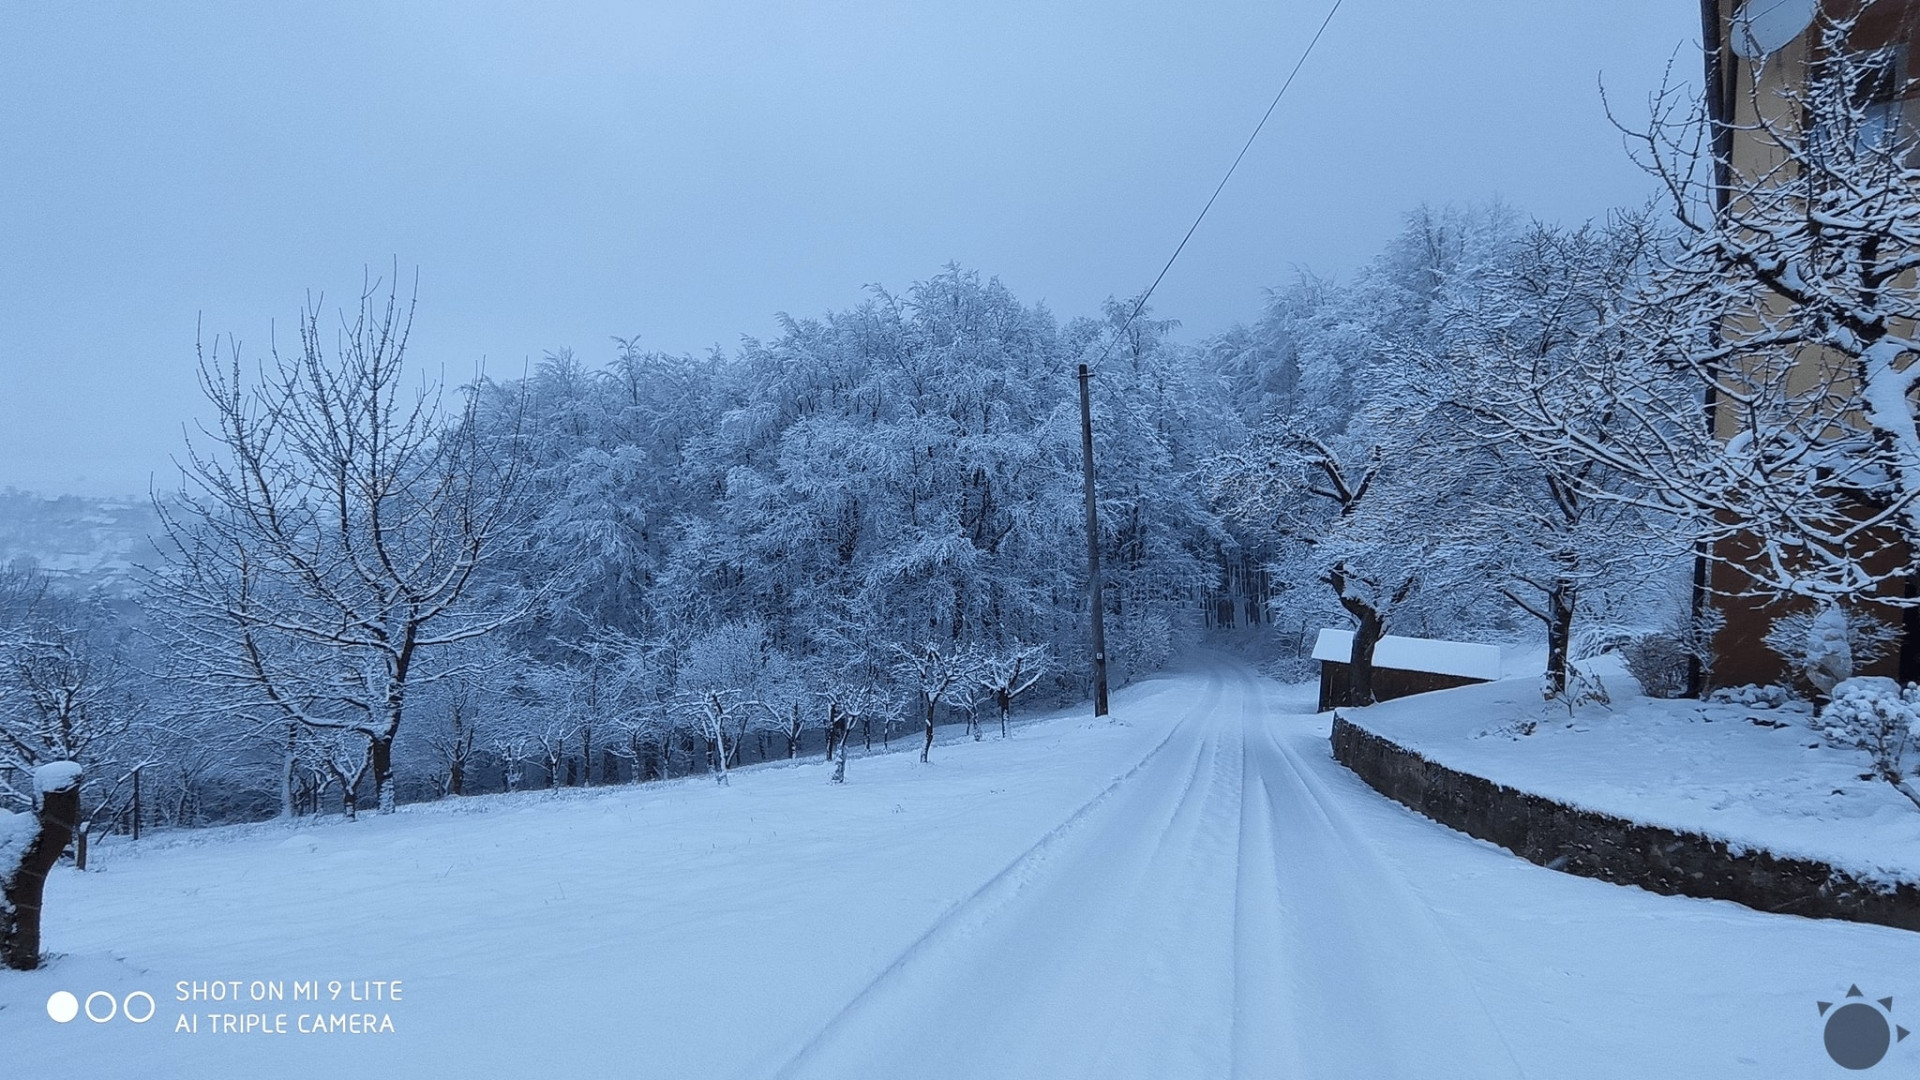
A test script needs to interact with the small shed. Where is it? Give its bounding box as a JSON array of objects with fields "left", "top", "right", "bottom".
[{"left": 1312, "top": 629, "right": 1503, "bottom": 711}]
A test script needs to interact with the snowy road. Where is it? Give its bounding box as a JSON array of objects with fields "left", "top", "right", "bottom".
[
  {"left": 3, "top": 659, "right": 1915, "bottom": 1078},
  {"left": 768, "top": 665, "right": 1523, "bottom": 1079}
]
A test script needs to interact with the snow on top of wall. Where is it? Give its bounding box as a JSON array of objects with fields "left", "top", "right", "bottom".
[
  {"left": 33, "top": 761, "right": 83, "bottom": 795},
  {"left": 1343, "top": 660, "right": 1920, "bottom": 887},
  {"left": 1310, "top": 630, "right": 1502, "bottom": 681}
]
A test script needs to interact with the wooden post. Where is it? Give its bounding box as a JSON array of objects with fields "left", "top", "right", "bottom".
[{"left": 1078, "top": 364, "right": 1110, "bottom": 717}]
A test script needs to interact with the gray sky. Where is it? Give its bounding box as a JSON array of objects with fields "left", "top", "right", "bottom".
[{"left": 1, "top": 1, "right": 1700, "bottom": 498}]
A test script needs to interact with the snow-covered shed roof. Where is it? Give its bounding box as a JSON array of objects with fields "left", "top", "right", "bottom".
[
  {"left": 1312, "top": 628, "right": 1357, "bottom": 664},
  {"left": 1310, "top": 629, "right": 1502, "bottom": 682}
]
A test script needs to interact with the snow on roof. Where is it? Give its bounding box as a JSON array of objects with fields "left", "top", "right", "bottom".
[
  {"left": 1376, "top": 637, "right": 1503, "bottom": 681},
  {"left": 1311, "top": 629, "right": 1355, "bottom": 664},
  {"left": 1310, "top": 630, "right": 1502, "bottom": 682}
]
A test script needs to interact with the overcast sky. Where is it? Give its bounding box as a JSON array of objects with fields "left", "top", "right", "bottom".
[{"left": 0, "top": 1, "right": 1701, "bottom": 498}]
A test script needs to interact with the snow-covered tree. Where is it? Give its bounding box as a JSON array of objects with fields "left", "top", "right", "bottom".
[
  {"left": 975, "top": 642, "right": 1050, "bottom": 739},
  {"left": 892, "top": 641, "right": 980, "bottom": 763},
  {"left": 1440, "top": 217, "right": 1683, "bottom": 696},
  {"left": 149, "top": 275, "right": 534, "bottom": 813},
  {"left": 0, "top": 564, "right": 139, "bottom": 814},
  {"left": 675, "top": 621, "right": 778, "bottom": 784},
  {"left": 1486, "top": 12, "right": 1920, "bottom": 614},
  {"left": 1210, "top": 204, "right": 1520, "bottom": 704}
]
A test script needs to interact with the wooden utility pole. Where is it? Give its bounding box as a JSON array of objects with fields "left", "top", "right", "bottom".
[{"left": 1077, "top": 364, "right": 1110, "bottom": 716}]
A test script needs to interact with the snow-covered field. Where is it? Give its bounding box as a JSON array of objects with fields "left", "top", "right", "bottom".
[
  {"left": 2, "top": 658, "right": 1913, "bottom": 1078},
  {"left": 1349, "top": 661, "right": 1920, "bottom": 886}
]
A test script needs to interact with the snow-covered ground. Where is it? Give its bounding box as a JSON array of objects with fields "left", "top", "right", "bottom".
[
  {"left": 2, "top": 658, "right": 1913, "bottom": 1078},
  {"left": 1349, "top": 659, "right": 1920, "bottom": 887}
]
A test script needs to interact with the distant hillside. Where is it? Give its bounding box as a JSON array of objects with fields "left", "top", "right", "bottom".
[{"left": 0, "top": 488, "right": 164, "bottom": 596}]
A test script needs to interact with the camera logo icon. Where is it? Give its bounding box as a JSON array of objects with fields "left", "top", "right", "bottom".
[{"left": 1820, "top": 986, "right": 1909, "bottom": 1070}]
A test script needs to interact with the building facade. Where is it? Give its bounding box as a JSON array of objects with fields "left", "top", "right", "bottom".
[{"left": 1701, "top": 0, "right": 1920, "bottom": 688}]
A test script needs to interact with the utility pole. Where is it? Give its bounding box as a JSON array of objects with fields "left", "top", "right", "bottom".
[{"left": 1077, "top": 363, "right": 1110, "bottom": 716}]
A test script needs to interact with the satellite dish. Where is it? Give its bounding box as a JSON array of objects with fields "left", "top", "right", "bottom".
[{"left": 1729, "top": 0, "right": 1819, "bottom": 58}]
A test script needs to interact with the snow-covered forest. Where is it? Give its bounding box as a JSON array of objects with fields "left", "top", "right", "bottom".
[{"left": 1, "top": 201, "right": 1675, "bottom": 833}]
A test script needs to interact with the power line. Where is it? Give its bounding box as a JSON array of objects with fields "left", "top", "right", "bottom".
[
  {"left": 1074, "top": 1, "right": 1344, "bottom": 719},
  {"left": 1108, "top": 0, "right": 1347, "bottom": 348}
]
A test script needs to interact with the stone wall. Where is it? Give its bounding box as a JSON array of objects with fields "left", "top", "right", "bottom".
[{"left": 1330, "top": 714, "right": 1920, "bottom": 932}]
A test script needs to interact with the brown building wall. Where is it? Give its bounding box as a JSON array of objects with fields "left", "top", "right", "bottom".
[
  {"left": 1703, "top": 0, "right": 1920, "bottom": 689},
  {"left": 1705, "top": 524, "right": 1909, "bottom": 689},
  {"left": 1317, "top": 663, "right": 1487, "bottom": 711}
]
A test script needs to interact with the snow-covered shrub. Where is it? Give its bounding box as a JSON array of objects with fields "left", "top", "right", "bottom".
[
  {"left": 1707, "top": 683, "right": 1794, "bottom": 710},
  {"left": 1620, "top": 631, "right": 1693, "bottom": 698},
  {"left": 1764, "top": 604, "right": 1900, "bottom": 696},
  {"left": 1548, "top": 662, "right": 1610, "bottom": 715},
  {"left": 1820, "top": 677, "right": 1920, "bottom": 809}
]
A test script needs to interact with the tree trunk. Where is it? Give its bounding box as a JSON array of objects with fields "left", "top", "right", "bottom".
[
  {"left": 447, "top": 705, "right": 470, "bottom": 796},
  {"left": 998, "top": 689, "right": 1011, "bottom": 738},
  {"left": 2, "top": 776, "right": 82, "bottom": 970},
  {"left": 1332, "top": 565, "right": 1384, "bottom": 706},
  {"left": 920, "top": 694, "right": 936, "bottom": 763},
  {"left": 1348, "top": 618, "right": 1381, "bottom": 707},
  {"left": 371, "top": 734, "right": 396, "bottom": 814},
  {"left": 824, "top": 703, "right": 842, "bottom": 763},
  {"left": 1544, "top": 579, "right": 1577, "bottom": 698},
  {"left": 280, "top": 723, "right": 298, "bottom": 820}
]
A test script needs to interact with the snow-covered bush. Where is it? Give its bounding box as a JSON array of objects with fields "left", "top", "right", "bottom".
[
  {"left": 1620, "top": 631, "right": 1693, "bottom": 699},
  {"left": 1820, "top": 677, "right": 1920, "bottom": 810},
  {"left": 1707, "top": 683, "right": 1794, "bottom": 710},
  {"left": 1763, "top": 604, "right": 1899, "bottom": 697}
]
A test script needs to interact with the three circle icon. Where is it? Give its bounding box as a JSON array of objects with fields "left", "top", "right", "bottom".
[{"left": 43, "top": 989, "right": 154, "bottom": 1024}]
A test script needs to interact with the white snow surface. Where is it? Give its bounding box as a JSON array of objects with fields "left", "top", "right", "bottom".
[
  {"left": 1345, "top": 658, "right": 1920, "bottom": 885},
  {"left": 1311, "top": 629, "right": 1502, "bottom": 680},
  {"left": 31, "top": 761, "right": 82, "bottom": 795},
  {"left": 0, "top": 658, "right": 1911, "bottom": 1078}
]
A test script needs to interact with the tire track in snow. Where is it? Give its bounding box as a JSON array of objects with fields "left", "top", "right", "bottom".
[
  {"left": 759, "top": 668, "right": 1227, "bottom": 1080},
  {"left": 1247, "top": 671, "right": 1527, "bottom": 1078},
  {"left": 1229, "top": 669, "right": 1305, "bottom": 1078}
]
